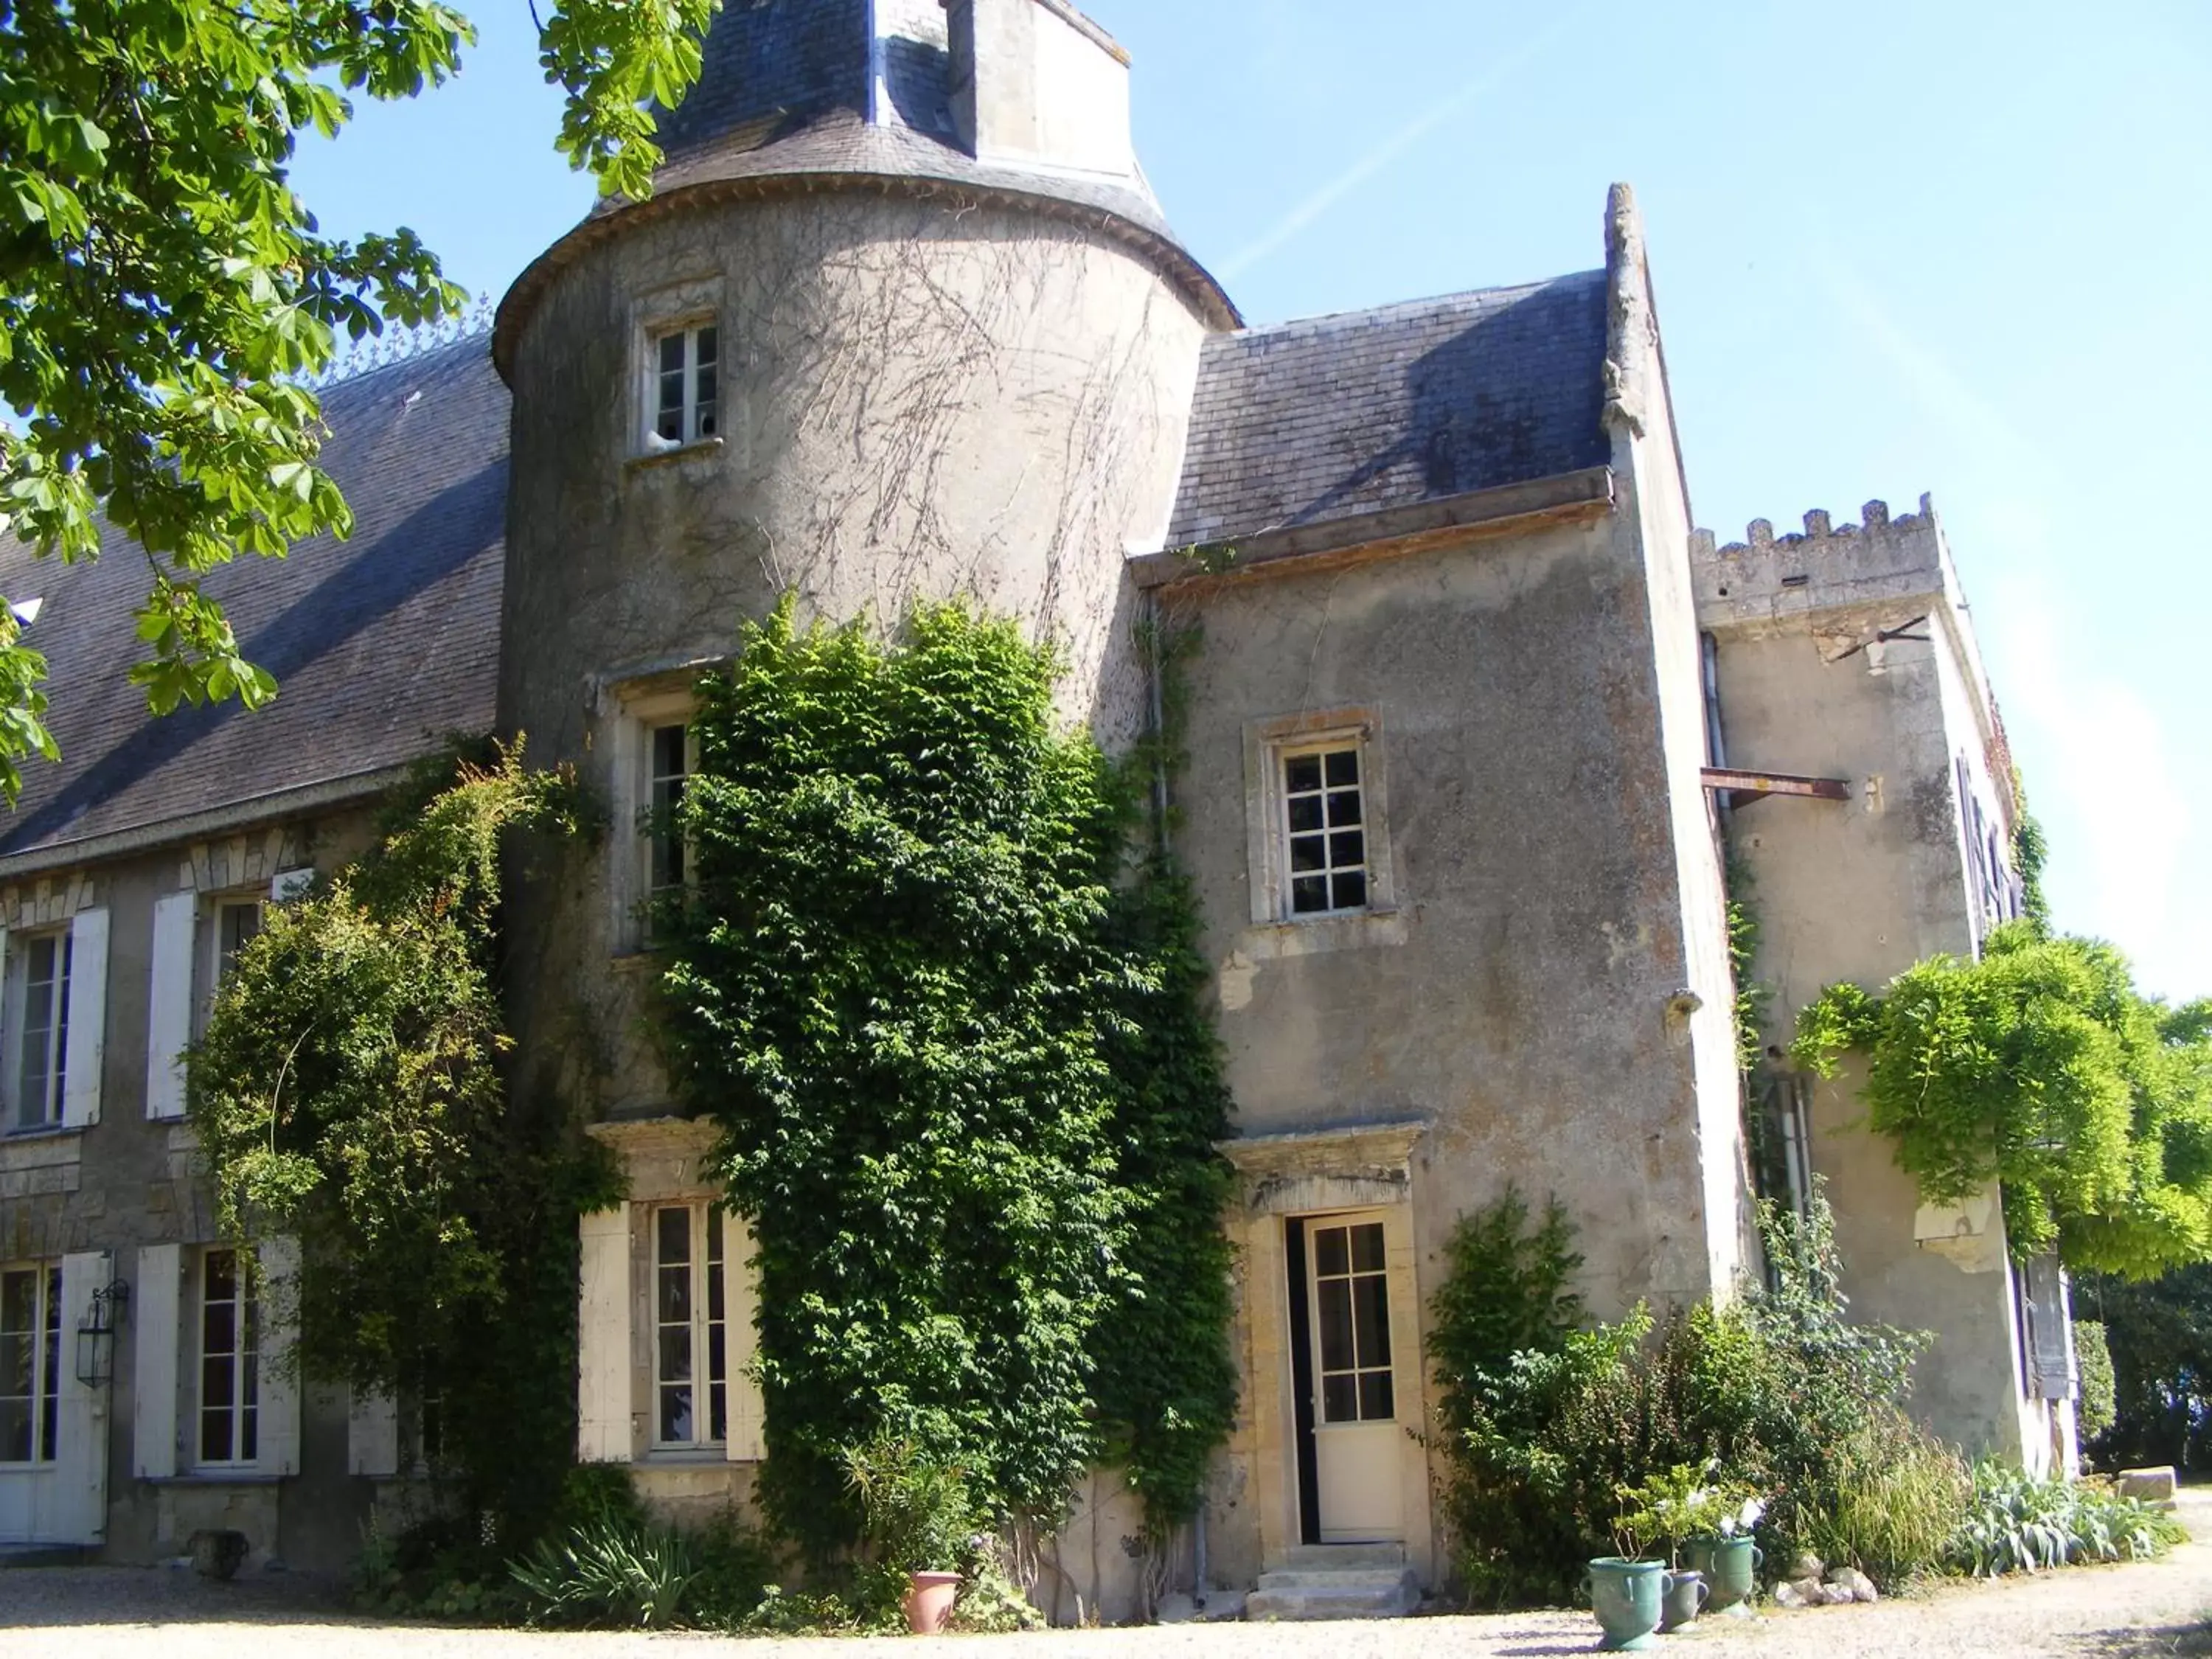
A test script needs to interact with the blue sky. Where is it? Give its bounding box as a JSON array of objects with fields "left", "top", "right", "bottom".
[{"left": 293, "top": 0, "right": 2210, "bottom": 1000}]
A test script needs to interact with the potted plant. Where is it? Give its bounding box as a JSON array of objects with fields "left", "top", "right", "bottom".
[
  {"left": 845, "top": 1433, "right": 978, "bottom": 1635},
  {"left": 1680, "top": 1491, "right": 1766, "bottom": 1619},
  {"left": 1615, "top": 1462, "right": 1761, "bottom": 1634},
  {"left": 1587, "top": 1484, "right": 1670, "bottom": 1651}
]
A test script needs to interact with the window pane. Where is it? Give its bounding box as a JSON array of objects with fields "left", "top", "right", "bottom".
[
  {"left": 695, "top": 327, "right": 717, "bottom": 367},
  {"left": 659, "top": 333, "right": 686, "bottom": 375},
  {"left": 0, "top": 1332, "right": 29, "bottom": 1398},
  {"left": 710, "top": 1380, "right": 727, "bottom": 1444},
  {"left": 1358, "top": 1370, "right": 1395, "bottom": 1422},
  {"left": 203, "top": 1355, "right": 232, "bottom": 1408},
  {"left": 1332, "top": 871, "right": 1368, "bottom": 911},
  {"left": 1316, "top": 1279, "right": 1354, "bottom": 1372},
  {"left": 1313, "top": 1226, "right": 1349, "bottom": 1277},
  {"left": 661, "top": 1322, "right": 694, "bottom": 1383},
  {"left": 1324, "top": 748, "right": 1360, "bottom": 787},
  {"left": 1349, "top": 1222, "right": 1386, "bottom": 1273},
  {"left": 658, "top": 1265, "right": 691, "bottom": 1325},
  {"left": 660, "top": 1384, "right": 693, "bottom": 1445},
  {"left": 0, "top": 1399, "right": 29, "bottom": 1464},
  {"left": 1290, "top": 876, "right": 1329, "bottom": 914},
  {"left": 656, "top": 405, "right": 684, "bottom": 442},
  {"left": 206, "top": 1251, "right": 236, "bottom": 1301},
  {"left": 241, "top": 1408, "right": 258, "bottom": 1463},
  {"left": 1286, "top": 795, "right": 1324, "bottom": 834},
  {"left": 201, "top": 1407, "right": 233, "bottom": 1464},
  {"left": 1321, "top": 1373, "right": 1357, "bottom": 1423},
  {"left": 1329, "top": 830, "right": 1365, "bottom": 869},
  {"left": 1353, "top": 1275, "right": 1391, "bottom": 1369},
  {"left": 1289, "top": 835, "right": 1326, "bottom": 873},
  {"left": 1283, "top": 754, "right": 1322, "bottom": 794},
  {"left": 37, "top": 1268, "right": 58, "bottom": 1462},
  {"left": 0, "top": 1270, "right": 32, "bottom": 1340},
  {"left": 203, "top": 1301, "right": 234, "bottom": 1356},
  {"left": 653, "top": 724, "right": 689, "bottom": 782},
  {"left": 1326, "top": 788, "right": 1362, "bottom": 827}
]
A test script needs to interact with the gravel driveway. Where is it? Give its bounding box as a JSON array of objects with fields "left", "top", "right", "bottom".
[{"left": 6, "top": 1495, "right": 2210, "bottom": 1659}]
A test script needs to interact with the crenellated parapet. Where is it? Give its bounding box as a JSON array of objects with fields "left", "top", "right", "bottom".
[{"left": 1690, "top": 493, "right": 1958, "bottom": 630}]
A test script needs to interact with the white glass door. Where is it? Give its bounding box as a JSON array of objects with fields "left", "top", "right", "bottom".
[{"left": 1305, "top": 1216, "right": 1402, "bottom": 1542}]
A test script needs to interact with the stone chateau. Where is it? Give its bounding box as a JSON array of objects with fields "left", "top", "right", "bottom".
[{"left": 0, "top": 0, "right": 2076, "bottom": 1618}]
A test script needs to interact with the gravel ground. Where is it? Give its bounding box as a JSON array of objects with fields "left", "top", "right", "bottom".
[{"left": 5, "top": 1495, "right": 2209, "bottom": 1659}]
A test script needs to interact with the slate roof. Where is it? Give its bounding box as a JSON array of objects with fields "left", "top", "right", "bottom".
[
  {"left": 0, "top": 338, "right": 508, "bottom": 865},
  {"left": 1166, "top": 271, "right": 1613, "bottom": 549}
]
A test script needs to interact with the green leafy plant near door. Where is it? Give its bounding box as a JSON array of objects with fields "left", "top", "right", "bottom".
[{"left": 653, "top": 598, "right": 1237, "bottom": 1569}]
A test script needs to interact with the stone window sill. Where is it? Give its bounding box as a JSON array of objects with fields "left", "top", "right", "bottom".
[
  {"left": 1238, "top": 906, "right": 1410, "bottom": 962},
  {"left": 625, "top": 436, "right": 725, "bottom": 473}
]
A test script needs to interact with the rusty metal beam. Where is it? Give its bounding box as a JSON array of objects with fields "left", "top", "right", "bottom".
[{"left": 1700, "top": 767, "right": 1850, "bottom": 804}]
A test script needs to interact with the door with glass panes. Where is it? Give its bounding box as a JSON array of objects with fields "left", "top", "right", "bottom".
[{"left": 1303, "top": 1214, "right": 1401, "bottom": 1542}]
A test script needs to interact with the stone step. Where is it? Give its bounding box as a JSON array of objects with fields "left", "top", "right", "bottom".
[
  {"left": 1246, "top": 1567, "right": 1420, "bottom": 1622},
  {"left": 1276, "top": 1542, "right": 1407, "bottom": 1571},
  {"left": 1256, "top": 1567, "right": 1419, "bottom": 1592}
]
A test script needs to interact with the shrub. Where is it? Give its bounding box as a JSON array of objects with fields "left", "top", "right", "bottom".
[
  {"left": 1946, "top": 1462, "right": 2185, "bottom": 1576},
  {"left": 2073, "top": 1318, "right": 2118, "bottom": 1446},
  {"left": 1804, "top": 1409, "right": 1972, "bottom": 1587},
  {"left": 509, "top": 1514, "right": 698, "bottom": 1630},
  {"left": 1430, "top": 1186, "right": 1947, "bottom": 1604}
]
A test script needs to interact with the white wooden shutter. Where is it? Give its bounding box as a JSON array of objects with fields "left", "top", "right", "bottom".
[
  {"left": 145, "top": 893, "right": 197, "bottom": 1120},
  {"left": 259, "top": 1236, "right": 303, "bottom": 1475},
  {"left": 271, "top": 869, "right": 315, "bottom": 903},
  {"left": 54, "top": 1252, "right": 112, "bottom": 1543},
  {"left": 60, "top": 906, "right": 108, "bottom": 1128},
  {"left": 132, "top": 1242, "right": 182, "bottom": 1479},
  {"left": 577, "top": 1207, "right": 634, "bottom": 1463},
  {"left": 348, "top": 1388, "right": 401, "bottom": 1478},
  {"left": 726, "top": 1217, "right": 766, "bottom": 1464}
]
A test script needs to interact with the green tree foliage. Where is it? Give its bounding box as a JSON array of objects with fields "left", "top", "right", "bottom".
[
  {"left": 0, "top": 0, "right": 715, "bottom": 799},
  {"left": 2073, "top": 1265, "right": 2212, "bottom": 1470},
  {"left": 654, "top": 600, "right": 1235, "bottom": 1563},
  {"left": 1792, "top": 924, "right": 2212, "bottom": 1278},
  {"left": 189, "top": 744, "right": 612, "bottom": 1525}
]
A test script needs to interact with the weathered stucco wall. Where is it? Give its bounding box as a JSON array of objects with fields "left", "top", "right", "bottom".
[
  {"left": 1697, "top": 504, "right": 2040, "bottom": 1463},
  {"left": 497, "top": 188, "right": 1211, "bottom": 1124},
  {"left": 1169, "top": 495, "right": 1748, "bottom": 1586}
]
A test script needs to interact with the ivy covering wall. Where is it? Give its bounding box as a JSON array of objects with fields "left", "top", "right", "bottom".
[{"left": 654, "top": 600, "right": 1236, "bottom": 1562}]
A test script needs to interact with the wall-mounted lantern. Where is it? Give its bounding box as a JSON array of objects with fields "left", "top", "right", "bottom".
[{"left": 75, "top": 1279, "right": 131, "bottom": 1386}]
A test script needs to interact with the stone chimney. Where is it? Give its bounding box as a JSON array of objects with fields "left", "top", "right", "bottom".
[{"left": 945, "top": 0, "right": 1135, "bottom": 175}]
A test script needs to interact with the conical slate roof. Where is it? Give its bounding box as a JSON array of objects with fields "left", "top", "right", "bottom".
[{"left": 494, "top": 0, "right": 1237, "bottom": 370}]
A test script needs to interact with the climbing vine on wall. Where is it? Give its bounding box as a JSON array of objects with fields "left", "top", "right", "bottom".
[
  {"left": 653, "top": 599, "right": 1236, "bottom": 1563},
  {"left": 1791, "top": 923, "right": 2212, "bottom": 1279},
  {"left": 190, "top": 744, "right": 614, "bottom": 1526}
]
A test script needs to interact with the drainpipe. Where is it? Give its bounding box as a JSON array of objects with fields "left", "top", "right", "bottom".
[
  {"left": 1193, "top": 1501, "right": 1208, "bottom": 1607},
  {"left": 1701, "top": 630, "right": 1730, "bottom": 828}
]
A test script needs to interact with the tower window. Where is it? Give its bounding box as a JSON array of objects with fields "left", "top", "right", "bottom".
[{"left": 652, "top": 324, "right": 719, "bottom": 447}]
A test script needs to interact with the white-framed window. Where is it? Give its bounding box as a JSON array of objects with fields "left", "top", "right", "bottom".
[
  {"left": 6, "top": 930, "right": 72, "bottom": 1130},
  {"left": 194, "top": 896, "right": 263, "bottom": 1035},
  {"left": 1309, "top": 1217, "right": 1394, "bottom": 1422},
  {"left": 1279, "top": 742, "right": 1371, "bottom": 917},
  {"left": 0, "top": 1260, "right": 60, "bottom": 1464},
  {"left": 1244, "top": 710, "right": 1394, "bottom": 931},
  {"left": 650, "top": 324, "right": 719, "bottom": 448},
  {"left": 194, "top": 1246, "right": 260, "bottom": 1467},
  {"left": 651, "top": 1203, "right": 727, "bottom": 1449}
]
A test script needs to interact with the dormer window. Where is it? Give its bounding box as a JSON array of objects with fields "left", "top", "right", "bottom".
[{"left": 652, "top": 324, "right": 719, "bottom": 447}]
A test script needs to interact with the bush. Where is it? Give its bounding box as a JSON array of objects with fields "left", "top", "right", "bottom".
[
  {"left": 1946, "top": 1462, "right": 2185, "bottom": 1576},
  {"left": 1430, "top": 1186, "right": 1951, "bottom": 1604},
  {"left": 2073, "top": 1318, "right": 2118, "bottom": 1446},
  {"left": 506, "top": 1468, "right": 774, "bottom": 1632}
]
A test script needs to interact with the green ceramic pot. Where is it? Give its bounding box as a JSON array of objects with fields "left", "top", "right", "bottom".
[
  {"left": 1659, "top": 1568, "right": 1708, "bottom": 1632},
  {"left": 1682, "top": 1534, "right": 1762, "bottom": 1616},
  {"left": 1584, "top": 1556, "right": 1666, "bottom": 1651}
]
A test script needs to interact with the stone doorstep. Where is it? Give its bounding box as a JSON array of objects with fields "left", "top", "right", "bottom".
[{"left": 1246, "top": 1543, "right": 1419, "bottom": 1621}]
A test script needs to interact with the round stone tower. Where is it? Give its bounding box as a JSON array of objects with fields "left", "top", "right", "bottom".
[{"left": 492, "top": 0, "right": 1234, "bottom": 1114}]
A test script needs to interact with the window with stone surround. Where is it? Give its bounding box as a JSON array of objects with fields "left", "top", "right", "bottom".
[
  {"left": 1244, "top": 710, "right": 1395, "bottom": 929},
  {"left": 650, "top": 323, "right": 719, "bottom": 448},
  {"left": 0, "top": 1261, "right": 60, "bottom": 1464}
]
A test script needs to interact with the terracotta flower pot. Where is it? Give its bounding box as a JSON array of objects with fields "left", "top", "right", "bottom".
[{"left": 903, "top": 1569, "right": 961, "bottom": 1634}]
